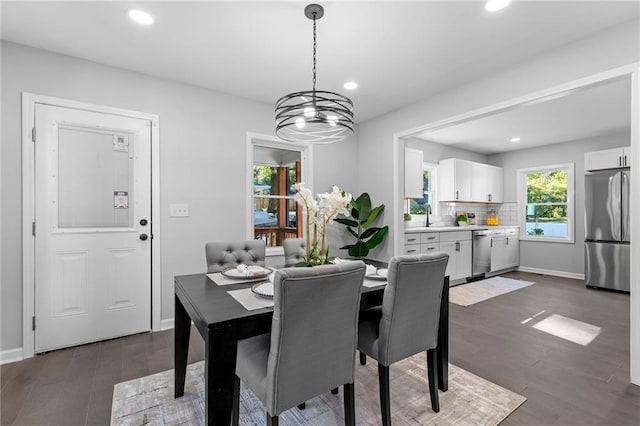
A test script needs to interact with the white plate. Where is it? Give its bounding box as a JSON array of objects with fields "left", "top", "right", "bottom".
[
  {"left": 366, "top": 268, "right": 388, "bottom": 281},
  {"left": 251, "top": 282, "right": 274, "bottom": 298},
  {"left": 222, "top": 266, "right": 273, "bottom": 279}
]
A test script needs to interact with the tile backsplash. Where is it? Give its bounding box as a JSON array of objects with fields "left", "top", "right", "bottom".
[{"left": 436, "top": 202, "right": 518, "bottom": 226}]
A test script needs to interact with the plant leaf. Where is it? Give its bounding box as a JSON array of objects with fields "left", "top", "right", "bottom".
[
  {"left": 361, "top": 205, "right": 385, "bottom": 228},
  {"left": 356, "top": 193, "right": 372, "bottom": 220},
  {"left": 334, "top": 217, "right": 358, "bottom": 227},
  {"left": 360, "top": 227, "right": 382, "bottom": 239},
  {"left": 340, "top": 244, "right": 355, "bottom": 250},
  {"left": 365, "top": 226, "right": 389, "bottom": 250},
  {"left": 348, "top": 241, "right": 369, "bottom": 257},
  {"left": 346, "top": 227, "right": 359, "bottom": 238},
  {"left": 350, "top": 199, "right": 361, "bottom": 220}
]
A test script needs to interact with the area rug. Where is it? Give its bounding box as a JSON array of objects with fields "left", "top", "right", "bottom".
[
  {"left": 532, "top": 314, "right": 601, "bottom": 346},
  {"left": 111, "top": 355, "right": 526, "bottom": 425},
  {"left": 450, "top": 276, "right": 535, "bottom": 306}
]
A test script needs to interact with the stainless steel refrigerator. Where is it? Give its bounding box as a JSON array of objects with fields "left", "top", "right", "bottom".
[{"left": 584, "top": 169, "right": 630, "bottom": 292}]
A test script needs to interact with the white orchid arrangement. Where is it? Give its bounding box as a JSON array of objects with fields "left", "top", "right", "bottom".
[{"left": 293, "top": 183, "right": 352, "bottom": 265}]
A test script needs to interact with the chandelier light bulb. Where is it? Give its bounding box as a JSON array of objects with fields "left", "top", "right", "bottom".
[
  {"left": 304, "top": 107, "right": 316, "bottom": 118},
  {"left": 327, "top": 115, "right": 338, "bottom": 126},
  {"left": 295, "top": 117, "right": 306, "bottom": 129}
]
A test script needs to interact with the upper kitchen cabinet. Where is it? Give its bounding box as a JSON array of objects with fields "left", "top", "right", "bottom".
[
  {"left": 584, "top": 146, "right": 631, "bottom": 171},
  {"left": 440, "top": 158, "right": 503, "bottom": 203},
  {"left": 404, "top": 148, "right": 424, "bottom": 198},
  {"left": 439, "top": 158, "right": 472, "bottom": 201},
  {"left": 471, "top": 162, "right": 503, "bottom": 203}
]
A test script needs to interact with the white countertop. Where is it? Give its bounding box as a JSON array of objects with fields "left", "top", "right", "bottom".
[{"left": 405, "top": 225, "right": 519, "bottom": 234}]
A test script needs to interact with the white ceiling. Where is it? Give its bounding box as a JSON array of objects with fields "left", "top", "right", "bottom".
[
  {"left": 2, "top": 1, "right": 638, "bottom": 124},
  {"left": 415, "top": 77, "right": 632, "bottom": 154}
]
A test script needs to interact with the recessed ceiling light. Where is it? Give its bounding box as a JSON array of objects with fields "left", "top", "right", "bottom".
[
  {"left": 485, "top": 0, "right": 511, "bottom": 12},
  {"left": 510, "top": 137, "right": 521, "bottom": 143},
  {"left": 129, "top": 9, "right": 154, "bottom": 25},
  {"left": 343, "top": 81, "right": 358, "bottom": 90}
]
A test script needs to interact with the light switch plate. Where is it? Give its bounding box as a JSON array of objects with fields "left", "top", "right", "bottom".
[{"left": 170, "top": 203, "right": 189, "bottom": 217}]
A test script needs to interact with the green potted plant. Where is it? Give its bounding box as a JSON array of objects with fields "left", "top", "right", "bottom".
[{"left": 335, "top": 193, "right": 389, "bottom": 258}]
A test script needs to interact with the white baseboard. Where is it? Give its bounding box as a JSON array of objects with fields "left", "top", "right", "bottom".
[
  {"left": 160, "top": 318, "right": 175, "bottom": 331},
  {"left": 0, "top": 347, "right": 23, "bottom": 365},
  {"left": 517, "top": 266, "right": 585, "bottom": 281}
]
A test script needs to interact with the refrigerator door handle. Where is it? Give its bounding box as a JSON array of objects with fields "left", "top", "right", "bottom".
[
  {"left": 622, "top": 170, "right": 630, "bottom": 242},
  {"left": 610, "top": 172, "right": 622, "bottom": 241}
]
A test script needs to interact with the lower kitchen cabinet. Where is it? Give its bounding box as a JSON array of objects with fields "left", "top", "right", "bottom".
[
  {"left": 490, "top": 228, "right": 519, "bottom": 272},
  {"left": 405, "top": 230, "right": 471, "bottom": 283}
]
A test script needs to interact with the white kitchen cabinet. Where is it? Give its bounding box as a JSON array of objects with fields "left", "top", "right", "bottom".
[
  {"left": 505, "top": 228, "right": 519, "bottom": 268},
  {"left": 471, "top": 162, "right": 503, "bottom": 203},
  {"left": 439, "top": 158, "right": 472, "bottom": 201},
  {"left": 440, "top": 158, "right": 502, "bottom": 203},
  {"left": 487, "top": 165, "right": 503, "bottom": 203},
  {"left": 584, "top": 146, "right": 631, "bottom": 171},
  {"left": 405, "top": 148, "right": 424, "bottom": 198},
  {"left": 490, "top": 228, "right": 519, "bottom": 272},
  {"left": 439, "top": 231, "right": 472, "bottom": 282},
  {"left": 403, "top": 230, "right": 470, "bottom": 283}
]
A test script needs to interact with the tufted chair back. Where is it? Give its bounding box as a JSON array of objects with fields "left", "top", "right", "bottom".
[
  {"left": 283, "top": 238, "right": 306, "bottom": 266},
  {"left": 205, "top": 240, "right": 266, "bottom": 273}
]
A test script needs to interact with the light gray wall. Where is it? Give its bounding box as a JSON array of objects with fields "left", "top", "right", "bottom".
[
  {"left": 488, "top": 131, "right": 630, "bottom": 274},
  {"left": 0, "top": 41, "right": 358, "bottom": 351},
  {"left": 405, "top": 137, "right": 488, "bottom": 164},
  {"left": 357, "top": 20, "right": 639, "bottom": 263}
]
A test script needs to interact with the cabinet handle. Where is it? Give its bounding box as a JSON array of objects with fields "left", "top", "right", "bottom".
[
  {"left": 455, "top": 191, "right": 459, "bottom": 200},
  {"left": 624, "top": 155, "right": 627, "bottom": 166},
  {"left": 490, "top": 239, "right": 493, "bottom": 248},
  {"left": 619, "top": 156, "right": 623, "bottom": 167},
  {"left": 455, "top": 241, "right": 460, "bottom": 251},
  {"left": 427, "top": 247, "right": 435, "bottom": 251},
  {"left": 506, "top": 237, "right": 509, "bottom": 246},
  {"left": 407, "top": 238, "right": 417, "bottom": 242},
  {"left": 407, "top": 249, "right": 417, "bottom": 253},
  {"left": 427, "top": 236, "right": 435, "bottom": 240}
]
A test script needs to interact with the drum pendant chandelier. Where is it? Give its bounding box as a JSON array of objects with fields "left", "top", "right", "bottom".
[{"left": 275, "top": 4, "right": 354, "bottom": 144}]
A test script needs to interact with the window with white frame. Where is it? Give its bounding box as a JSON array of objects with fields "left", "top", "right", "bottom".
[
  {"left": 250, "top": 138, "right": 310, "bottom": 249},
  {"left": 517, "top": 163, "right": 574, "bottom": 242},
  {"left": 407, "top": 163, "right": 438, "bottom": 218}
]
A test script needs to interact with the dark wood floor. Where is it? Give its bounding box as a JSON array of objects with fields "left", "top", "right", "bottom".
[{"left": 2, "top": 271, "right": 638, "bottom": 425}]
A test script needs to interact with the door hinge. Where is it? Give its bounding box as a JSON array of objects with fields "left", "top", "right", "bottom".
[
  {"left": 32, "top": 222, "right": 36, "bottom": 236},
  {"left": 31, "top": 127, "right": 36, "bottom": 143},
  {"left": 32, "top": 316, "right": 36, "bottom": 331}
]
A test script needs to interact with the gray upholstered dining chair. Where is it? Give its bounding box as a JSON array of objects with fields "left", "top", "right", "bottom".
[
  {"left": 282, "top": 238, "right": 306, "bottom": 266},
  {"left": 232, "top": 261, "right": 367, "bottom": 426},
  {"left": 357, "top": 252, "right": 449, "bottom": 424},
  {"left": 205, "top": 240, "right": 266, "bottom": 273}
]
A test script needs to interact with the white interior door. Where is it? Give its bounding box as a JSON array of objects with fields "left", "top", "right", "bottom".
[{"left": 34, "top": 104, "right": 151, "bottom": 352}]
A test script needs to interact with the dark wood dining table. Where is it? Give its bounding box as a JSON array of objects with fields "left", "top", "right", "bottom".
[{"left": 174, "top": 268, "right": 450, "bottom": 425}]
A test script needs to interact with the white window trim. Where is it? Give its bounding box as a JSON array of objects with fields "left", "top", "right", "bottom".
[
  {"left": 517, "top": 162, "right": 574, "bottom": 243},
  {"left": 246, "top": 132, "right": 313, "bottom": 256}
]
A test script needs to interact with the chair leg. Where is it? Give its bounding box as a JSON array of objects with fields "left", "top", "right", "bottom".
[
  {"left": 344, "top": 382, "right": 356, "bottom": 426},
  {"left": 331, "top": 387, "right": 339, "bottom": 395},
  {"left": 232, "top": 375, "right": 240, "bottom": 426},
  {"left": 378, "top": 364, "right": 391, "bottom": 426},
  {"left": 297, "top": 402, "right": 306, "bottom": 410},
  {"left": 427, "top": 348, "right": 440, "bottom": 413},
  {"left": 359, "top": 351, "right": 367, "bottom": 365},
  {"left": 267, "top": 413, "right": 279, "bottom": 426}
]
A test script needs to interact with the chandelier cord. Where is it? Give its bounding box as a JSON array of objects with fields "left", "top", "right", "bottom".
[{"left": 312, "top": 12, "right": 317, "bottom": 93}]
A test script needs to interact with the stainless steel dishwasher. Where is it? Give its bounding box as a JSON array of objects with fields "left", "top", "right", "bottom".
[{"left": 472, "top": 230, "right": 492, "bottom": 276}]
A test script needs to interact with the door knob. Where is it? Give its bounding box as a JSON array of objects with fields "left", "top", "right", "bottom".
[
  {"left": 139, "top": 233, "right": 148, "bottom": 241},
  {"left": 140, "top": 219, "right": 148, "bottom": 226}
]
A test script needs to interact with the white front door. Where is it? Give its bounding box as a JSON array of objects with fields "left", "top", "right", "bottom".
[{"left": 34, "top": 104, "right": 152, "bottom": 352}]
